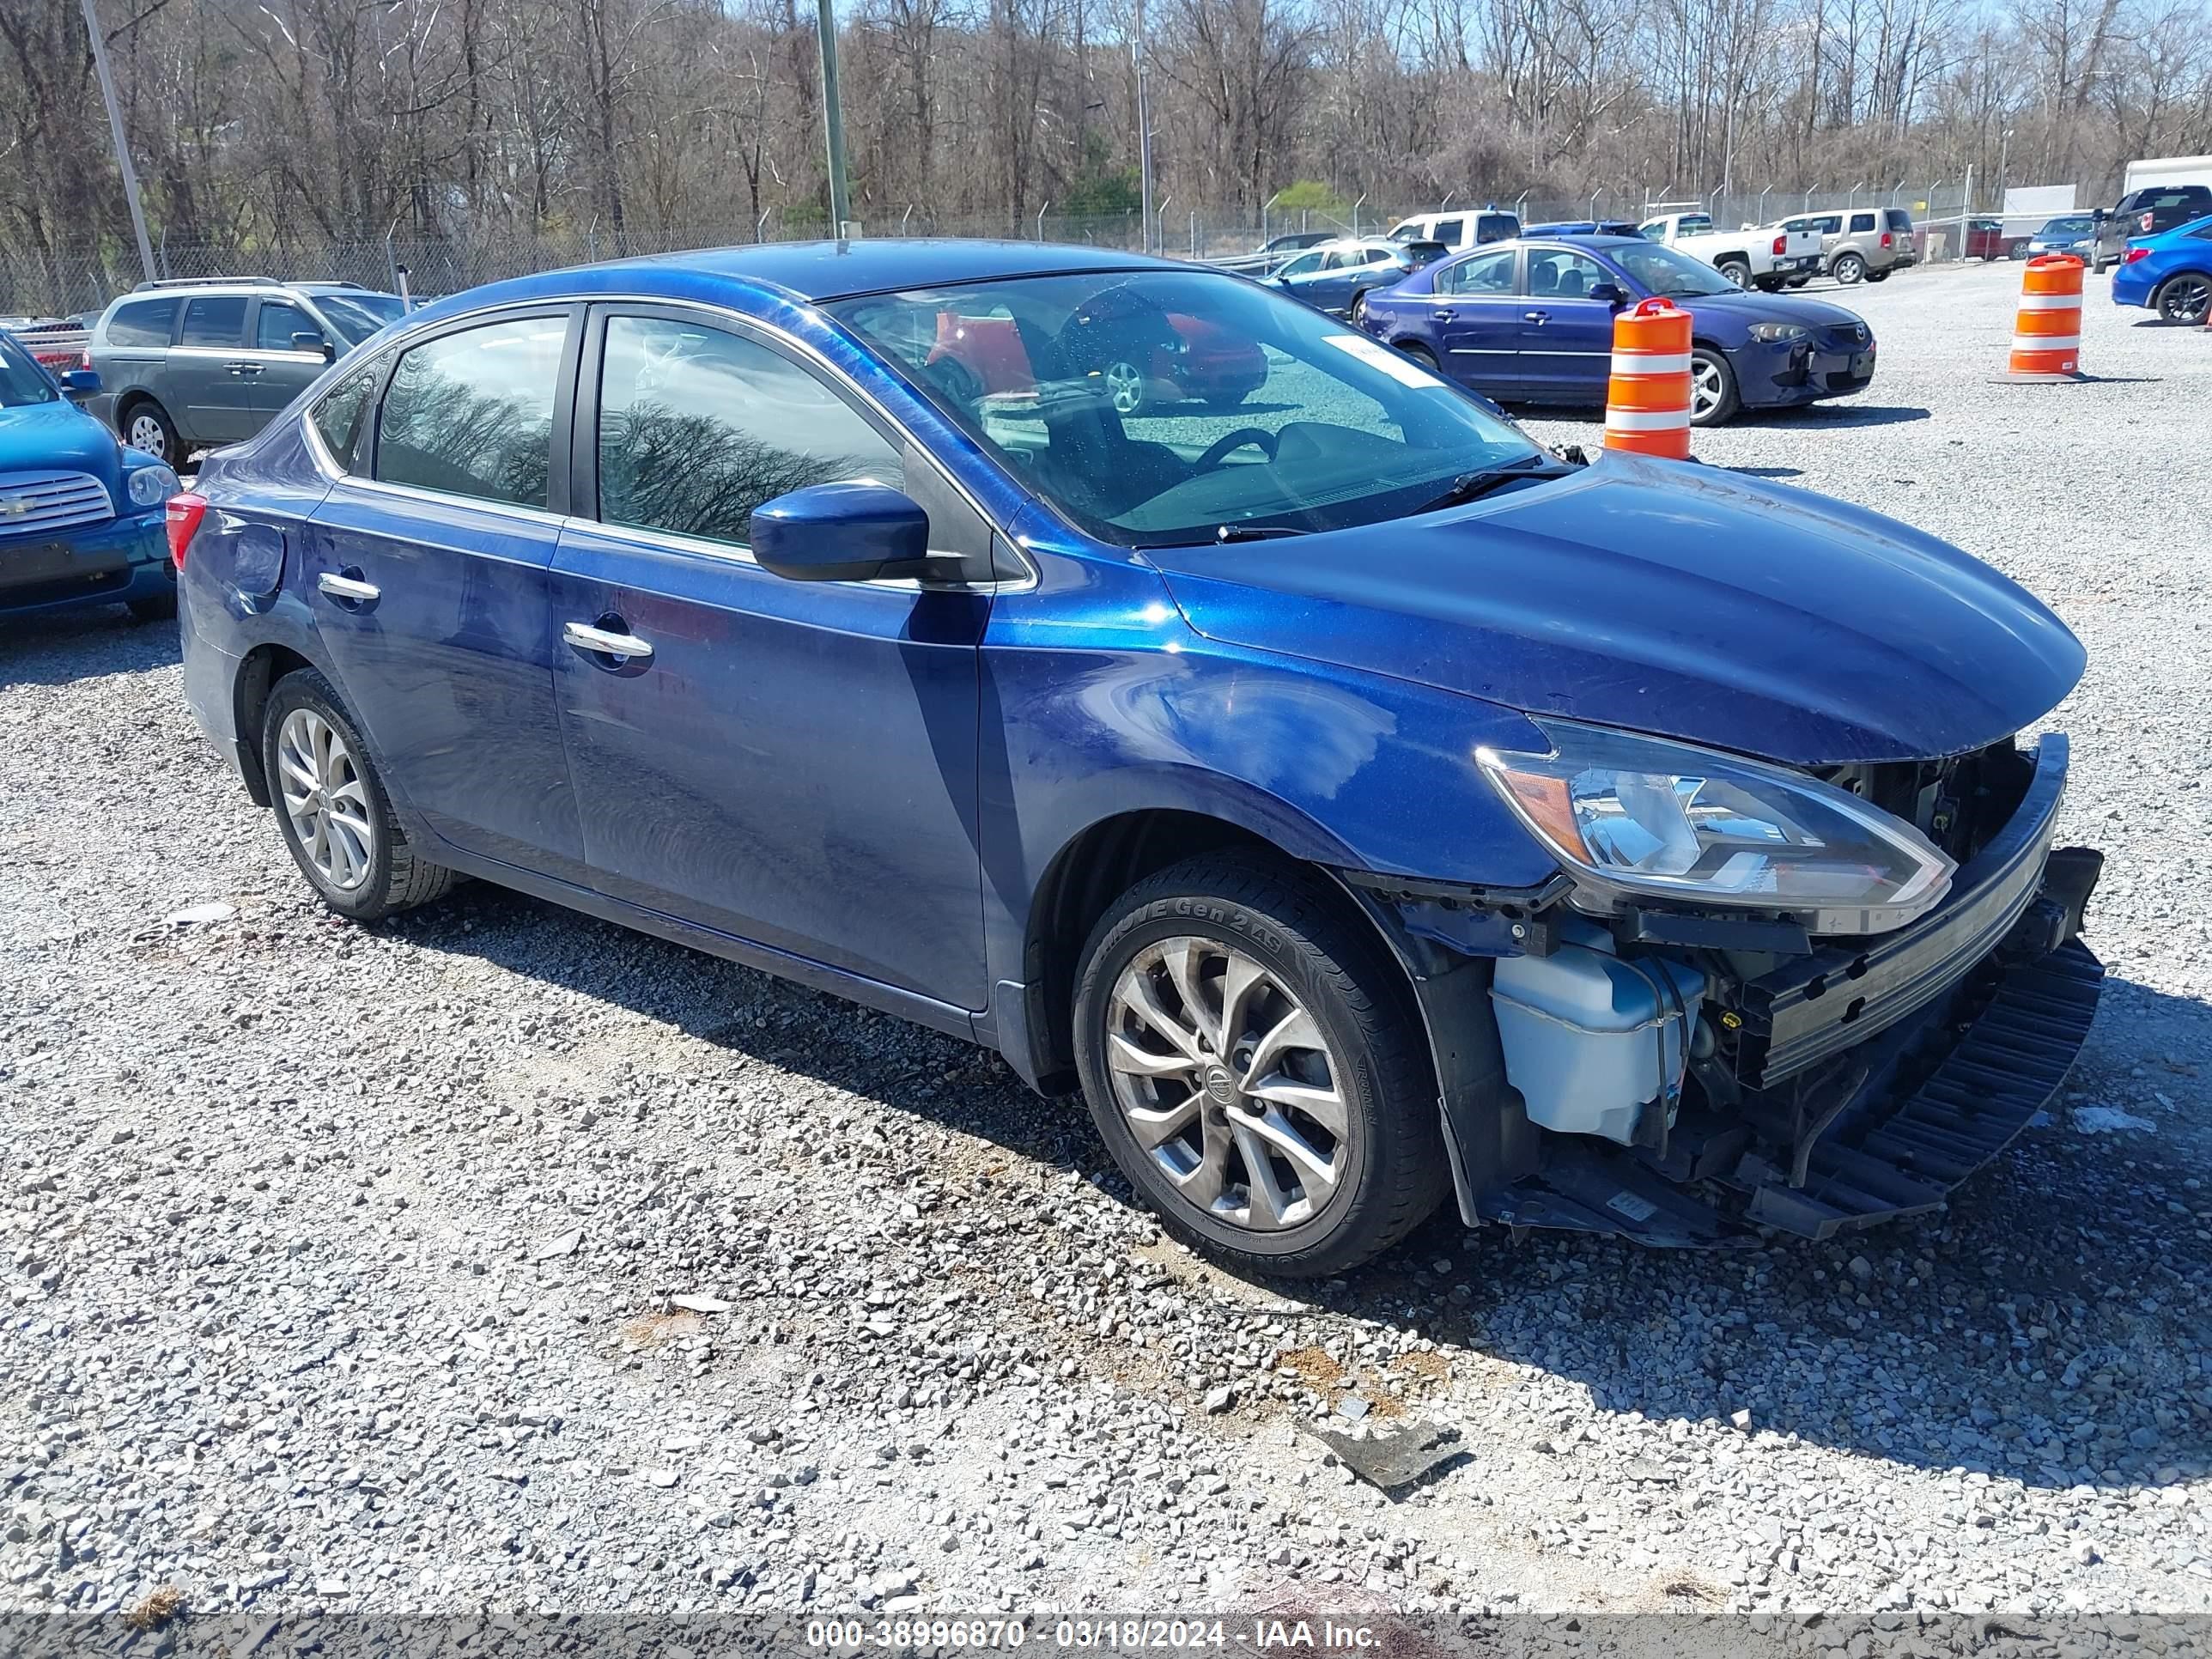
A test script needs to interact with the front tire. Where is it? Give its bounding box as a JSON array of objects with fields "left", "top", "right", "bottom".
[
  {"left": 1832, "top": 251, "right": 1867, "bottom": 284},
  {"left": 1689, "top": 347, "right": 1740, "bottom": 426},
  {"left": 261, "top": 668, "right": 456, "bottom": 923},
  {"left": 1073, "top": 855, "right": 1447, "bottom": 1278},
  {"left": 2154, "top": 272, "right": 2212, "bottom": 325}
]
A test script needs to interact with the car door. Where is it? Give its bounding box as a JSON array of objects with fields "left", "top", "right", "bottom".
[
  {"left": 548, "top": 305, "right": 990, "bottom": 1010},
  {"left": 1426, "top": 246, "right": 1524, "bottom": 398},
  {"left": 1516, "top": 247, "right": 1619, "bottom": 404},
  {"left": 1271, "top": 251, "right": 1329, "bottom": 302},
  {"left": 165, "top": 295, "right": 264, "bottom": 444},
  {"left": 303, "top": 306, "right": 589, "bottom": 881},
  {"left": 245, "top": 296, "right": 334, "bottom": 428}
]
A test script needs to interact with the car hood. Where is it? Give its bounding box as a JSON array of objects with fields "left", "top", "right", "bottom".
[
  {"left": 1142, "top": 453, "right": 2083, "bottom": 765},
  {"left": 0, "top": 398, "right": 122, "bottom": 494},
  {"left": 1673, "top": 289, "right": 1869, "bottom": 332}
]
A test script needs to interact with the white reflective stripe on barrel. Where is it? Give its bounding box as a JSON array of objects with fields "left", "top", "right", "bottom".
[
  {"left": 2011, "top": 334, "right": 2081, "bottom": 351},
  {"left": 2015, "top": 292, "right": 2082, "bottom": 311},
  {"left": 1603, "top": 407, "right": 1692, "bottom": 431},
  {"left": 1609, "top": 351, "right": 1692, "bottom": 375}
]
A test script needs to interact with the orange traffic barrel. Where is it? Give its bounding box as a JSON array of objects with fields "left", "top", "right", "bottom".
[
  {"left": 1604, "top": 297, "right": 1692, "bottom": 459},
  {"left": 2006, "top": 254, "right": 2084, "bottom": 380}
]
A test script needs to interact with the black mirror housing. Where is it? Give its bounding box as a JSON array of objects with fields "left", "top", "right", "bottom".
[
  {"left": 750, "top": 482, "right": 934, "bottom": 583},
  {"left": 1589, "top": 283, "right": 1630, "bottom": 307}
]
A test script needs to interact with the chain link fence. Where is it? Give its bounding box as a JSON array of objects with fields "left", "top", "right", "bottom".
[{"left": 1, "top": 179, "right": 1996, "bottom": 318}]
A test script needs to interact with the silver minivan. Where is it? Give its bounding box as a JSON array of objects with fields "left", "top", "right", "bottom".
[{"left": 89, "top": 280, "right": 405, "bottom": 465}]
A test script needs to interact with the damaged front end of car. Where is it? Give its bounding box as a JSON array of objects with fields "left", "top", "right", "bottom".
[{"left": 1342, "top": 725, "right": 2102, "bottom": 1247}]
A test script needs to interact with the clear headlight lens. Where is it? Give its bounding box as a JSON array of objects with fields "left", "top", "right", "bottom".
[
  {"left": 126, "top": 464, "right": 180, "bottom": 507},
  {"left": 1476, "top": 720, "right": 1955, "bottom": 935},
  {"left": 1747, "top": 322, "right": 1811, "bottom": 343}
]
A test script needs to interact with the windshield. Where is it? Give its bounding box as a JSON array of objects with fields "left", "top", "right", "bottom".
[
  {"left": 829, "top": 270, "right": 1539, "bottom": 548},
  {"left": 313, "top": 293, "right": 406, "bottom": 346},
  {"left": 0, "top": 336, "right": 58, "bottom": 408},
  {"left": 2041, "top": 217, "right": 2093, "bottom": 236},
  {"left": 1607, "top": 242, "right": 1735, "bottom": 297}
]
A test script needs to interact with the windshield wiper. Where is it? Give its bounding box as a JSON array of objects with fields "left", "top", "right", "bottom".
[
  {"left": 1210, "top": 523, "right": 1308, "bottom": 543},
  {"left": 1414, "top": 453, "right": 1575, "bottom": 514}
]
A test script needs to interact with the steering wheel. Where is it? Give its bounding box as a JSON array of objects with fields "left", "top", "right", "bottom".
[{"left": 1193, "top": 427, "right": 1279, "bottom": 471}]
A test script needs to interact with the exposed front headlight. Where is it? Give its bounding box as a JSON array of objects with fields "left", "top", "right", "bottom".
[
  {"left": 126, "top": 464, "right": 180, "bottom": 508},
  {"left": 1476, "top": 720, "right": 1956, "bottom": 935},
  {"left": 1747, "top": 322, "right": 1811, "bottom": 343}
]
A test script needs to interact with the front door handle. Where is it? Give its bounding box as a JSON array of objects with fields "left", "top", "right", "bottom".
[
  {"left": 317, "top": 569, "right": 380, "bottom": 604},
  {"left": 225, "top": 361, "right": 264, "bottom": 375},
  {"left": 1522, "top": 310, "right": 1551, "bottom": 323},
  {"left": 564, "top": 619, "right": 654, "bottom": 662},
  {"left": 1431, "top": 307, "right": 1455, "bottom": 319}
]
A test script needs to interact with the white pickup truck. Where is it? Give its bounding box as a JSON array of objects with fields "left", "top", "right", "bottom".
[{"left": 1635, "top": 212, "right": 1825, "bottom": 290}]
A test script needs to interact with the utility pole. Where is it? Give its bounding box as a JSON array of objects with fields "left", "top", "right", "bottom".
[
  {"left": 814, "top": 0, "right": 852, "bottom": 235},
  {"left": 79, "top": 0, "right": 155, "bottom": 283},
  {"left": 1133, "top": 0, "right": 1153, "bottom": 254}
]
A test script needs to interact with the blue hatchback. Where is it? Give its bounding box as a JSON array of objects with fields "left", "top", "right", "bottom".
[
  {"left": 1358, "top": 234, "right": 1878, "bottom": 424},
  {"left": 177, "top": 240, "right": 2103, "bottom": 1271},
  {"left": 2110, "top": 212, "right": 2212, "bottom": 324},
  {"left": 0, "top": 331, "right": 180, "bottom": 623}
]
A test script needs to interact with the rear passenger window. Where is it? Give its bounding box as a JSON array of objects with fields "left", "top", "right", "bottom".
[
  {"left": 596, "top": 314, "right": 901, "bottom": 550},
  {"left": 376, "top": 315, "right": 566, "bottom": 509},
  {"left": 1437, "top": 247, "right": 1516, "bottom": 295},
  {"left": 179, "top": 296, "right": 247, "bottom": 348},
  {"left": 311, "top": 359, "right": 381, "bottom": 473},
  {"left": 105, "top": 299, "right": 176, "bottom": 347},
  {"left": 1431, "top": 218, "right": 1464, "bottom": 246},
  {"left": 1850, "top": 213, "right": 1877, "bottom": 233}
]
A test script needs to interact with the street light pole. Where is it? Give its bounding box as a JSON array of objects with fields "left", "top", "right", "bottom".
[
  {"left": 814, "top": 0, "right": 852, "bottom": 235},
  {"left": 79, "top": 0, "right": 155, "bottom": 283},
  {"left": 1133, "top": 0, "right": 1153, "bottom": 254}
]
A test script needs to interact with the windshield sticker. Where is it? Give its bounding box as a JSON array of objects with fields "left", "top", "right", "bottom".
[{"left": 1322, "top": 332, "right": 1448, "bottom": 388}]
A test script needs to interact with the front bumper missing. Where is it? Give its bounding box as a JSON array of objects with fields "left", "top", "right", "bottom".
[{"left": 1467, "top": 733, "right": 2104, "bottom": 1246}]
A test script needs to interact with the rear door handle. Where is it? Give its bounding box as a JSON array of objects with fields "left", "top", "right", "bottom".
[
  {"left": 225, "top": 361, "right": 264, "bottom": 375},
  {"left": 1522, "top": 310, "right": 1551, "bottom": 323},
  {"left": 317, "top": 569, "right": 380, "bottom": 603},
  {"left": 564, "top": 620, "right": 654, "bottom": 662},
  {"left": 1431, "top": 307, "right": 1455, "bottom": 319}
]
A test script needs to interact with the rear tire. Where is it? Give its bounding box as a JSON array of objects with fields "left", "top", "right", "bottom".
[
  {"left": 1865, "top": 268, "right": 1891, "bottom": 283},
  {"left": 126, "top": 591, "right": 177, "bottom": 623},
  {"left": 1717, "top": 258, "right": 1753, "bottom": 289},
  {"left": 1832, "top": 251, "right": 1867, "bottom": 284},
  {"left": 1396, "top": 341, "right": 1441, "bottom": 371},
  {"left": 2154, "top": 272, "right": 2212, "bottom": 325},
  {"left": 120, "top": 399, "right": 179, "bottom": 466},
  {"left": 1073, "top": 854, "right": 1448, "bottom": 1279},
  {"left": 260, "top": 668, "right": 456, "bottom": 923}
]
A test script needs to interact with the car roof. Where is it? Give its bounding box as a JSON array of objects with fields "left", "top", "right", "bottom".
[{"left": 411, "top": 240, "right": 1174, "bottom": 321}]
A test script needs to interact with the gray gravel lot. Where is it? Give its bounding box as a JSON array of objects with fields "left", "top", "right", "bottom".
[{"left": 3, "top": 258, "right": 2210, "bottom": 1626}]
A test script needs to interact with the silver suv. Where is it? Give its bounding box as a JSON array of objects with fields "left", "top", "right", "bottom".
[
  {"left": 89, "top": 279, "right": 405, "bottom": 465},
  {"left": 1778, "top": 208, "right": 1917, "bottom": 284}
]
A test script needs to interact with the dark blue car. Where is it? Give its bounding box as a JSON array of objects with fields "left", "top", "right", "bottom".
[
  {"left": 174, "top": 240, "right": 2101, "bottom": 1272},
  {"left": 1357, "top": 234, "right": 1879, "bottom": 424},
  {"left": 0, "top": 329, "right": 180, "bottom": 623}
]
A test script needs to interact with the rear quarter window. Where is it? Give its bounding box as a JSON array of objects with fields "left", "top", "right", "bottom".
[
  {"left": 1885, "top": 210, "right": 1912, "bottom": 230},
  {"left": 310, "top": 358, "right": 382, "bottom": 473},
  {"left": 104, "top": 299, "right": 176, "bottom": 348}
]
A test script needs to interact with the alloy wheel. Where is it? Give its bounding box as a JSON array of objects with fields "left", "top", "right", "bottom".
[
  {"left": 126, "top": 412, "right": 169, "bottom": 462},
  {"left": 2159, "top": 276, "right": 2211, "bottom": 324},
  {"left": 1719, "top": 263, "right": 1752, "bottom": 289},
  {"left": 1691, "top": 356, "right": 1726, "bottom": 421},
  {"left": 1103, "top": 360, "right": 1145, "bottom": 415},
  {"left": 1104, "top": 937, "right": 1347, "bottom": 1231},
  {"left": 276, "top": 708, "right": 376, "bottom": 891}
]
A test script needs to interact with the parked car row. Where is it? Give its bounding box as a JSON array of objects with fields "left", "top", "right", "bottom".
[{"left": 146, "top": 236, "right": 2102, "bottom": 1273}]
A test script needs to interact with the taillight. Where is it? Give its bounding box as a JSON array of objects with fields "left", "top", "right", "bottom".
[
  {"left": 1771, "top": 234, "right": 1786, "bottom": 256},
  {"left": 1881, "top": 231, "right": 1893, "bottom": 247},
  {"left": 166, "top": 493, "right": 207, "bottom": 569},
  {"left": 2124, "top": 246, "right": 2150, "bottom": 264}
]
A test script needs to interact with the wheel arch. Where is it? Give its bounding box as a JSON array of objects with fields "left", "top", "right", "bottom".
[{"left": 231, "top": 641, "right": 322, "bottom": 806}]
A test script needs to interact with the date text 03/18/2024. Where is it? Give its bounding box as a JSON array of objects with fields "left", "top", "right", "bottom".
[{"left": 803, "top": 1619, "right": 1382, "bottom": 1651}]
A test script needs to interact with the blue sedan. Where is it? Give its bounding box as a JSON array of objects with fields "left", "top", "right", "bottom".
[
  {"left": 1356, "top": 234, "right": 1878, "bottom": 424},
  {"left": 0, "top": 330, "right": 180, "bottom": 623},
  {"left": 2111, "top": 212, "right": 2212, "bottom": 324},
  {"left": 174, "top": 240, "right": 2100, "bottom": 1270}
]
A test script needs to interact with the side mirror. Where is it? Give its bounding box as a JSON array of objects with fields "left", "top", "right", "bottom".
[
  {"left": 1588, "top": 283, "right": 1629, "bottom": 308},
  {"left": 60, "top": 368, "right": 100, "bottom": 393},
  {"left": 750, "top": 482, "right": 933, "bottom": 583},
  {"left": 294, "top": 331, "right": 335, "bottom": 361}
]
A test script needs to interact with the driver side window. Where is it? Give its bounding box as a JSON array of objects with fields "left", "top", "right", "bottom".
[{"left": 1278, "top": 252, "right": 1325, "bottom": 279}]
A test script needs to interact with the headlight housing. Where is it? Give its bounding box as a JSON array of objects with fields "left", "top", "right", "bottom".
[
  {"left": 126, "top": 463, "right": 180, "bottom": 508},
  {"left": 1476, "top": 720, "right": 1955, "bottom": 935},
  {"left": 1747, "top": 322, "right": 1811, "bottom": 343}
]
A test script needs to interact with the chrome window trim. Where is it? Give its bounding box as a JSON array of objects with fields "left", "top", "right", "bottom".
[{"left": 296, "top": 289, "right": 1038, "bottom": 592}]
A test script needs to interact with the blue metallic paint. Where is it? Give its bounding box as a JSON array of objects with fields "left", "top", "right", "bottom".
[
  {"left": 2110, "top": 213, "right": 2212, "bottom": 312},
  {"left": 0, "top": 374, "right": 175, "bottom": 620},
  {"left": 180, "top": 240, "right": 2084, "bottom": 1089}
]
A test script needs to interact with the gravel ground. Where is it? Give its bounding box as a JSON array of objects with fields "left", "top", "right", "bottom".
[{"left": 4, "top": 258, "right": 2211, "bottom": 1629}]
